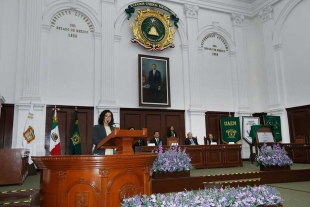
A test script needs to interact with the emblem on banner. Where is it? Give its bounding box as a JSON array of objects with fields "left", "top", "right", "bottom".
[
  {"left": 226, "top": 129, "right": 237, "bottom": 138},
  {"left": 23, "top": 126, "right": 35, "bottom": 144},
  {"left": 130, "top": 9, "right": 176, "bottom": 51},
  {"left": 71, "top": 132, "right": 81, "bottom": 145}
]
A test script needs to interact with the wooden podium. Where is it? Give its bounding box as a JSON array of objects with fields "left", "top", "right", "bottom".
[
  {"left": 32, "top": 128, "right": 157, "bottom": 207},
  {"left": 97, "top": 127, "right": 148, "bottom": 154},
  {"left": 166, "top": 136, "right": 179, "bottom": 146}
]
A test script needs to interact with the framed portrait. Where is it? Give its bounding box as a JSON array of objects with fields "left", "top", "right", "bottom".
[
  {"left": 138, "top": 54, "right": 171, "bottom": 107},
  {"left": 242, "top": 116, "right": 260, "bottom": 144}
]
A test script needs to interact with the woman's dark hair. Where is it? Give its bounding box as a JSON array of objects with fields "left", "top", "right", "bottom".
[
  {"left": 98, "top": 110, "right": 114, "bottom": 126},
  {"left": 167, "top": 125, "right": 174, "bottom": 132}
]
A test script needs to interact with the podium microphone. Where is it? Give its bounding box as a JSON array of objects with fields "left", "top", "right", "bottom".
[{"left": 112, "top": 123, "right": 132, "bottom": 129}]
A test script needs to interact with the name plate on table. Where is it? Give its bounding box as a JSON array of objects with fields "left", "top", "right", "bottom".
[{"left": 257, "top": 132, "right": 274, "bottom": 143}]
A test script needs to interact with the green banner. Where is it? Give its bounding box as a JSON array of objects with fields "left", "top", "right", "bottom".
[
  {"left": 249, "top": 124, "right": 262, "bottom": 142},
  {"left": 125, "top": 2, "right": 179, "bottom": 28},
  {"left": 220, "top": 117, "right": 241, "bottom": 143},
  {"left": 69, "top": 110, "right": 82, "bottom": 155},
  {"left": 264, "top": 116, "right": 282, "bottom": 142}
]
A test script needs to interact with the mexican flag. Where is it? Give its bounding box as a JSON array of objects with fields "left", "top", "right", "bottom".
[
  {"left": 69, "top": 109, "right": 82, "bottom": 155},
  {"left": 22, "top": 103, "right": 37, "bottom": 164},
  {"left": 49, "top": 109, "right": 61, "bottom": 155}
]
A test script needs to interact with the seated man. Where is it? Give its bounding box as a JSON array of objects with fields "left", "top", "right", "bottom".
[
  {"left": 185, "top": 132, "right": 199, "bottom": 145},
  {"left": 129, "top": 127, "right": 147, "bottom": 151},
  {"left": 149, "top": 131, "right": 163, "bottom": 146}
]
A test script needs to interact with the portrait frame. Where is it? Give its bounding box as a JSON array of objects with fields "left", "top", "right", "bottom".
[
  {"left": 138, "top": 54, "right": 171, "bottom": 107},
  {"left": 242, "top": 116, "right": 260, "bottom": 144}
]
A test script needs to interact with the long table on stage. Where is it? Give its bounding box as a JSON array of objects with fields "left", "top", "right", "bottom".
[{"left": 135, "top": 144, "right": 243, "bottom": 169}]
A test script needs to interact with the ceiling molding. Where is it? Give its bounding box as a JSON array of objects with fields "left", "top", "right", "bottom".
[{"left": 167, "top": 0, "right": 279, "bottom": 17}]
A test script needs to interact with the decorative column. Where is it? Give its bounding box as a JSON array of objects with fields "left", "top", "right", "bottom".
[
  {"left": 97, "top": 0, "right": 119, "bottom": 123},
  {"left": 0, "top": 0, "right": 3, "bottom": 64},
  {"left": 181, "top": 44, "right": 191, "bottom": 133},
  {"left": 259, "top": 6, "right": 283, "bottom": 110},
  {"left": 184, "top": 4, "right": 205, "bottom": 144},
  {"left": 231, "top": 13, "right": 250, "bottom": 115},
  {"left": 259, "top": 6, "right": 289, "bottom": 142},
  {"left": 93, "top": 31, "right": 102, "bottom": 105},
  {"left": 40, "top": 24, "right": 51, "bottom": 103},
  {"left": 228, "top": 51, "right": 239, "bottom": 112},
  {"left": 99, "top": 0, "right": 117, "bottom": 106},
  {"left": 21, "top": 0, "right": 42, "bottom": 102},
  {"left": 184, "top": 4, "right": 202, "bottom": 109}
]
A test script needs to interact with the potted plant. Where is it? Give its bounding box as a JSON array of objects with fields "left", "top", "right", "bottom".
[
  {"left": 152, "top": 145, "right": 193, "bottom": 179},
  {"left": 121, "top": 185, "right": 284, "bottom": 207},
  {"left": 256, "top": 143, "right": 293, "bottom": 171}
]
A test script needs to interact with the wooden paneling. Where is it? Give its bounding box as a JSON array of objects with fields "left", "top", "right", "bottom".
[
  {"left": 136, "top": 145, "right": 243, "bottom": 169},
  {"left": 252, "top": 112, "right": 267, "bottom": 125},
  {"left": 120, "top": 108, "right": 185, "bottom": 145},
  {"left": 281, "top": 143, "right": 310, "bottom": 163},
  {"left": 287, "top": 105, "right": 310, "bottom": 143},
  {"left": 205, "top": 111, "right": 235, "bottom": 144},
  {"left": 0, "top": 148, "right": 28, "bottom": 185},
  {"left": 0, "top": 104, "right": 14, "bottom": 149},
  {"left": 45, "top": 105, "right": 94, "bottom": 155},
  {"left": 123, "top": 113, "right": 141, "bottom": 129}
]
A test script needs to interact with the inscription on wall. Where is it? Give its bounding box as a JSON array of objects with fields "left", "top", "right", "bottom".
[
  {"left": 201, "top": 34, "right": 229, "bottom": 57},
  {"left": 50, "top": 10, "right": 94, "bottom": 38}
]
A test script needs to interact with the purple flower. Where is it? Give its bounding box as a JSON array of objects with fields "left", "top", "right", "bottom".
[
  {"left": 256, "top": 143, "right": 293, "bottom": 166},
  {"left": 152, "top": 146, "right": 193, "bottom": 173}
]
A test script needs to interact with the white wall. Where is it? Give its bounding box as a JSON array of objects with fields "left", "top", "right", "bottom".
[
  {"left": 280, "top": 0, "right": 310, "bottom": 108},
  {"left": 244, "top": 16, "right": 266, "bottom": 113},
  {"left": 0, "top": 0, "right": 19, "bottom": 103},
  {"left": 0, "top": 0, "right": 309, "bottom": 156}
]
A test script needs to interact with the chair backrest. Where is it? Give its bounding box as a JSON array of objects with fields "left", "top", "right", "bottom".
[
  {"left": 294, "top": 135, "right": 306, "bottom": 143},
  {"left": 167, "top": 136, "right": 179, "bottom": 146},
  {"left": 204, "top": 136, "right": 207, "bottom": 145}
]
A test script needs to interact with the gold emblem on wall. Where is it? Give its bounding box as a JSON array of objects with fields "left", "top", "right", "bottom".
[{"left": 130, "top": 9, "right": 176, "bottom": 51}]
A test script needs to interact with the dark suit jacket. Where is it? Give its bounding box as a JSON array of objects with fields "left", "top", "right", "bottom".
[
  {"left": 148, "top": 70, "right": 161, "bottom": 90},
  {"left": 167, "top": 131, "right": 177, "bottom": 138},
  {"left": 149, "top": 137, "right": 163, "bottom": 146},
  {"left": 133, "top": 138, "right": 147, "bottom": 152},
  {"left": 185, "top": 138, "right": 199, "bottom": 145},
  {"left": 92, "top": 125, "right": 114, "bottom": 155}
]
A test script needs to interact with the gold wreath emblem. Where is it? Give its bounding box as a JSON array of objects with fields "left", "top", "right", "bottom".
[{"left": 130, "top": 9, "right": 176, "bottom": 51}]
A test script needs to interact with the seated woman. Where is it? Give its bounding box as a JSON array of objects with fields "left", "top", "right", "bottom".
[
  {"left": 167, "top": 125, "right": 177, "bottom": 137},
  {"left": 185, "top": 132, "right": 199, "bottom": 145},
  {"left": 206, "top": 133, "right": 217, "bottom": 145}
]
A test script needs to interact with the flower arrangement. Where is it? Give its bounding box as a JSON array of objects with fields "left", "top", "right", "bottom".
[
  {"left": 121, "top": 185, "right": 284, "bottom": 207},
  {"left": 256, "top": 143, "right": 293, "bottom": 167},
  {"left": 152, "top": 145, "right": 193, "bottom": 173}
]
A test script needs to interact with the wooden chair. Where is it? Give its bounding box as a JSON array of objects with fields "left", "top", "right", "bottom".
[
  {"left": 167, "top": 136, "right": 179, "bottom": 146},
  {"left": 294, "top": 135, "right": 306, "bottom": 143},
  {"left": 204, "top": 136, "right": 218, "bottom": 145},
  {"left": 0, "top": 148, "right": 29, "bottom": 185},
  {"left": 204, "top": 136, "right": 207, "bottom": 145}
]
